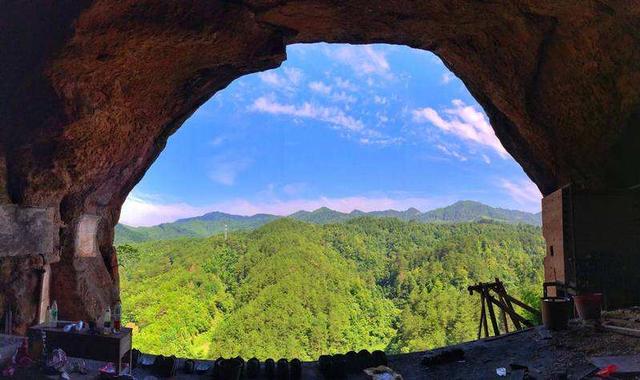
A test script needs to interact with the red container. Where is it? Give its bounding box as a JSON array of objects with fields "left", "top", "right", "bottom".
[{"left": 573, "top": 293, "right": 603, "bottom": 321}]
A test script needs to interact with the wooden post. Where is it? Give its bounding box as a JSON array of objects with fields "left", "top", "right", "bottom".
[
  {"left": 483, "top": 288, "right": 500, "bottom": 336},
  {"left": 478, "top": 291, "right": 487, "bottom": 339},
  {"left": 36, "top": 263, "right": 51, "bottom": 324}
]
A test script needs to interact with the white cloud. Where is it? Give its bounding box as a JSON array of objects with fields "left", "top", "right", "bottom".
[
  {"left": 332, "top": 45, "right": 392, "bottom": 78},
  {"left": 482, "top": 154, "right": 491, "bottom": 164},
  {"left": 309, "top": 81, "right": 332, "bottom": 95},
  {"left": 500, "top": 179, "right": 542, "bottom": 212},
  {"left": 436, "top": 144, "right": 467, "bottom": 161},
  {"left": 440, "top": 72, "right": 455, "bottom": 85},
  {"left": 120, "top": 194, "right": 212, "bottom": 227},
  {"left": 330, "top": 91, "right": 357, "bottom": 104},
  {"left": 119, "top": 193, "right": 449, "bottom": 226},
  {"left": 208, "top": 155, "right": 252, "bottom": 186},
  {"left": 374, "top": 95, "right": 387, "bottom": 105},
  {"left": 250, "top": 96, "right": 364, "bottom": 132},
  {"left": 359, "top": 137, "right": 403, "bottom": 146},
  {"left": 412, "top": 99, "right": 509, "bottom": 158},
  {"left": 258, "top": 67, "right": 303, "bottom": 91},
  {"left": 334, "top": 77, "right": 358, "bottom": 91},
  {"left": 282, "top": 182, "right": 308, "bottom": 196},
  {"left": 211, "top": 136, "right": 226, "bottom": 146},
  {"left": 284, "top": 67, "right": 303, "bottom": 86},
  {"left": 308, "top": 81, "right": 356, "bottom": 104},
  {"left": 258, "top": 71, "right": 284, "bottom": 86}
]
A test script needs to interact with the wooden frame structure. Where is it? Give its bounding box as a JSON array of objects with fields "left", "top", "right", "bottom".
[{"left": 468, "top": 278, "right": 540, "bottom": 339}]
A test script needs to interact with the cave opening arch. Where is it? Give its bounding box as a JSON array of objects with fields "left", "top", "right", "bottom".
[{"left": 1, "top": 1, "right": 639, "bottom": 335}]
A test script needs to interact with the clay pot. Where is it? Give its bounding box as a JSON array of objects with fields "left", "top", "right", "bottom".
[
  {"left": 331, "top": 353, "right": 347, "bottom": 379},
  {"left": 541, "top": 297, "right": 571, "bottom": 330},
  {"left": 372, "top": 350, "right": 388, "bottom": 366},
  {"left": 290, "top": 358, "right": 302, "bottom": 379},
  {"left": 264, "top": 358, "right": 275, "bottom": 379},
  {"left": 276, "top": 358, "right": 289, "bottom": 379},
  {"left": 218, "top": 358, "right": 243, "bottom": 380},
  {"left": 318, "top": 355, "right": 331, "bottom": 374},
  {"left": 574, "top": 293, "right": 603, "bottom": 321},
  {"left": 246, "top": 357, "right": 260, "bottom": 378},
  {"left": 345, "top": 351, "right": 358, "bottom": 372},
  {"left": 212, "top": 357, "right": 224, "bottom": 378},
  {"left": 357, "top": 349, "right": 372, "bottom": 370}
]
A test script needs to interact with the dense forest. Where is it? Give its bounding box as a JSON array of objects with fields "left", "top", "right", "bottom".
[
  {"left": 117, "top": 217, "right": 544, "bottom": 360},
  {"left": 115, "top": 201, "right": 541, "bottom": 244}
]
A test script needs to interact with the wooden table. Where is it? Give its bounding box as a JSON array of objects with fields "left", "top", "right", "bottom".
[{"left": 28, "top": 322, "right": 132, "bottom": 374}]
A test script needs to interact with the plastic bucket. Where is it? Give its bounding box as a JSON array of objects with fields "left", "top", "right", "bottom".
[
  {"left": 541, "top": 297, "right": 571, "bottom": 330},
  {"left": 573, "top": 293, "right": 603, "bottom": 321}
]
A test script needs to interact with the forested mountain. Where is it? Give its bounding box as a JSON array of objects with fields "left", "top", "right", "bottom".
[
  {"left": 116, "top": 201, "right": 541, "bottom": 244},
  {"left": 420, "top": 201, "right": 541, "bottom": 225},
  {"left": 118, "top": 217, "right": 544, "bottom": 360},
  {"left": 115, "top": 213, "right": 279, "bottom": 244}
]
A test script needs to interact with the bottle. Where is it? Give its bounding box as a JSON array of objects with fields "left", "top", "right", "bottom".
[
  {"left": 103, "top": 306, "right": 111, "bottom": 334},
  {"left": 50, "top": 301, "right": 58, "bottom": 325},
  {"left": 113, "top": 301, "right": 122, "bottom": 332},
  {"left": 45, "top": 306, "right": 51, "bottom": 326}
]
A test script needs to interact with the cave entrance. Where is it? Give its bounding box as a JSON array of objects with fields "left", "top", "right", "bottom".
[{"left": 113, "top": 43, "right": 545, "bottom": 361}]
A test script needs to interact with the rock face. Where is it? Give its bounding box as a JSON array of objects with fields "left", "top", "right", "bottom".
[{"left": 1, "top": 1, "right": 639, "bottom": 330}]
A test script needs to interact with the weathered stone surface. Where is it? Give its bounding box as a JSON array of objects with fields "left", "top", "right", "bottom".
[
  {"left": 0, "top": 205, "right": 56, "bottom": 258},
  {"left": 1, "top": 1, "right": 640, "bottom": 324},
  {"left": 75, "top": 215, "right": 101, "bottom": 258}
]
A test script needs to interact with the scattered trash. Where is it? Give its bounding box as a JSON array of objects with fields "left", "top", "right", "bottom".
[
  {"left": 591, "top": 355, "right": 640, "bottom": 374},
  {"left": 1, "top": 365, "right": 15, "bottom": 377},
  {"left": 364, "top": 365, "right": 403, "bottom": 380},
  {"left": 194, "top": 360, "right": 211, "bottom": 374},
  {"left": 422, "top": 348, "right": 464, "bottom": 367},
  {"left": 46, "top": 349, "right": 68, "bottom": 372},
  {"left": 69, "top": 359, "right": 88, "bottom": 374},
  {"left": 63, "top": 321, "right": 84, "bottom": 332},
  {"left": 496, "top": 367, "right": 507, "bottom": 376},
  {"left": 595, "top": 364, "right": 618, "bottom": 377},
  {"left": 99, "top": 362, "right": 117, "bottom": 375},
  {"left": 602, "top": 323, "right": 640, "bottom": 337},
  {"left": 139, "top": 354, "right": 155, "bottom": 366}
]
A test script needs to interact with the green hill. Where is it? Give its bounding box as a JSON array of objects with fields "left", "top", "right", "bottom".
[
  {"left": 115, "top": 212, "right": 279, "bottom": 244},
  {"left": 420, "top": 200, "right": 541, "bottom": 225},
  {"left": 116, "top": 201, "right": 541, "bottom": 244},
  {"left": 118, "top": 217, "right": 544, "bottom": 359}
]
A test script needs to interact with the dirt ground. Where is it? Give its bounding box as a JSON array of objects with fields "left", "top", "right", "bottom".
[{"left": 5, "top": 312, "right": 640, "bottom": 379}]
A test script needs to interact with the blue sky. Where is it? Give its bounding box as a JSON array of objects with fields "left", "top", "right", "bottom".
[{"left": 120, "top": 43, "right": 541, "bottom": 226}]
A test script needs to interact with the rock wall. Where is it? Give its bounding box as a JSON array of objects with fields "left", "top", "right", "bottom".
[{"left": 1, "top": 0, "right": 640, "bottom": 327}]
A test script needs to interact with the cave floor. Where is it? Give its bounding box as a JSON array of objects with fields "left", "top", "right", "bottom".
[{"left": 6, "top": 314, "right": 640, "bottom": 379}]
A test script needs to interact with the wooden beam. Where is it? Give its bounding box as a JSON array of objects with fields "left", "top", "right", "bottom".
[
  {"left": 496, "top": 283, "right": 522, "bottom": 330},
  {"left": 484, "top": 288, "right": 500, "bottom": 336},
  {"left": 486, "top": 294, "right": 534, "bottom": 328},
  {"left": 504, "top": 293, "right": 540, "bottom": 317}
]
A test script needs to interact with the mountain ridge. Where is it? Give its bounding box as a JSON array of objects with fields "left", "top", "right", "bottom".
[{"left": 115, "top": 200, "right": 541, "bottom": 244}]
